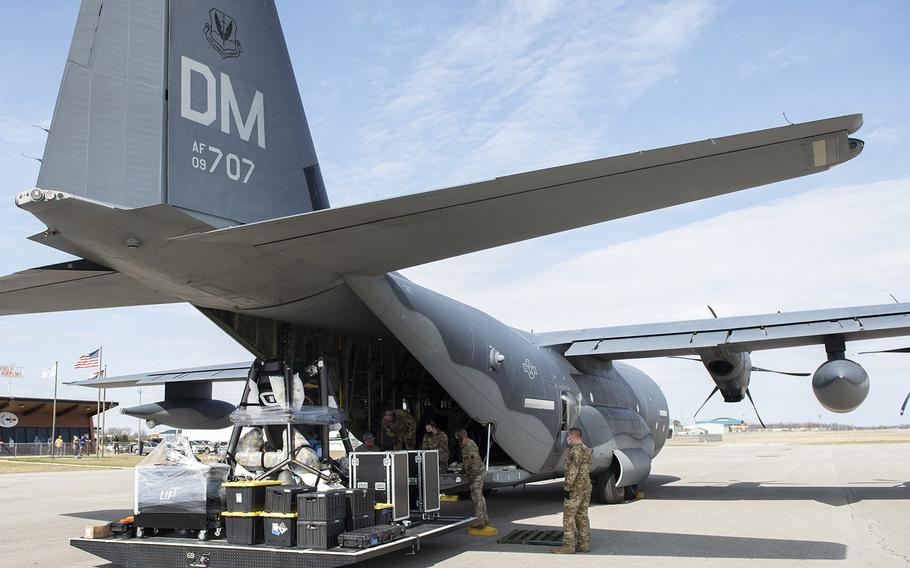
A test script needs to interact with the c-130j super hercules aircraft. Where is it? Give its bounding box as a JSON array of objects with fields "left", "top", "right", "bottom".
[{"left": 3, "top": 0, "right": 909, "bottom": 503}]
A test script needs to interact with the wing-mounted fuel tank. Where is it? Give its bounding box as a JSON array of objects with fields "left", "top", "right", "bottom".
[
  {"left": 347, "top": 273, "right": 670, "bottom": 477},
  {"left": 121, "top": 382, "right": 236, "bottom": 429}
]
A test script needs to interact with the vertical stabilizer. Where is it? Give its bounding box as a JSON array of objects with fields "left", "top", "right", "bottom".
[
  {"left": 38, "top": 0, "right": 329, "bottom": 226},
  {"left": 167, "top": 1, "right": 329, "bottom": 223}
]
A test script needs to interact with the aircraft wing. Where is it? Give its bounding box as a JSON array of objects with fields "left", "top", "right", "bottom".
[
  {"left": 173, "top": 115, "right": 863, "bottom": 276},
  {"left": 68, "top": 361, "right": 254, "bottom": 388},
  {"left": 532, "top": 303, "right": 910, "bottom": 359},
  {"left": 0, "top": 259, "right": 179, "bottom": 315}
]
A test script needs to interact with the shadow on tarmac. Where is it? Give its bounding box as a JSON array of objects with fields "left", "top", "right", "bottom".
[
  {"left": 645, "top": 474, "right": 910, "bottom": 506},
  {"left": 63, "top": 509, "right": 132, "bottom": 522}
]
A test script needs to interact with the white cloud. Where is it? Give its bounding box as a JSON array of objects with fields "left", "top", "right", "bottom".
[
  {"left": 326, "top": 0, "right": 719, "bottom": 204},
  {"left": 404, "top": 178, "right": 910, "bottom": 425}
]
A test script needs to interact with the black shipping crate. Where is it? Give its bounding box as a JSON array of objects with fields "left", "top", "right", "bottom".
[
  {"left": 345, "top": 513, "right": 373, "bottom": 532},
  {"left": 263, "top": 514, "right": 297, "bottom": 547},
  {"left": 374, "top": 506, "right": 393, "bottom": 526},
  {"left": 223, "top": 513, "right": 264, "bottom": 545},
  {"left": 349, "top": 451, "right": 410, "bottom": 522},
  {"left": 337, "top": 525, "right": 407, "bottom": 549},
  {"left": 408, "top": 450, "right": 441, "bottom": 514},
  {"left": 345, "top": 488, "right": 375, "bottom": 517},
  {"left": 224, "top": 480, "right": 281, "bottom": 513},
  {"left": 297, "top": 518, "right": 344, "bottom": 549},
  {"left": 298, "top": 491, "right": 345, "bottom": 522},
  {"left": 265, "top": 485, "right": 313, "bottom": 514}
]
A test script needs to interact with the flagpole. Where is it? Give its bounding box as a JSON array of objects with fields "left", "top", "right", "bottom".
[
  {"left": 50, "top": 362, "right": 58, "bottom": 460},
  {"left": 101, "top": 365, "right": 107, "bottom": 458},
  {"left": 95, "top": 346, "right": 102, "bottom": 458}
]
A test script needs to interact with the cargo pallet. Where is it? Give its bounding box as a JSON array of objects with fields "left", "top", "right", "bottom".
[{"left": 71, "top": 516, "right": 473, "bottom": 568}]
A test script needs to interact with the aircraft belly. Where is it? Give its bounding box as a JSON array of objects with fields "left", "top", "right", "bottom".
[{"left": 346, "top": 273, "right": 559, "bottom": 473}]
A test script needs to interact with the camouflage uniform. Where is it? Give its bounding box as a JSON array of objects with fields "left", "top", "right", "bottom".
[
  {"left": 382, "top": 410, "right": 416, "bottom": 450},
  {"left": 562, "top": 443, "right": 593, "bottom": 548},
  {"left": 353, "top": 443, "right": 381, "bottom": 452},
  {"left": 421, "top": 430, "right": 450, "bottom": 466},
  {"left": 461, "top": 438, "right": 488, "bottom": 526}
]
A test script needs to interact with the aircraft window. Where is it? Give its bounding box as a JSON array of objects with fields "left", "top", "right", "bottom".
[{"left": 560, "top": 391, "right": 582, "bottom": 430}]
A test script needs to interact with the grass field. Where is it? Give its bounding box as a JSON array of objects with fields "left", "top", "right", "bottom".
[{"left": 0, "top": 455, "right": 143, "bottom": 474}]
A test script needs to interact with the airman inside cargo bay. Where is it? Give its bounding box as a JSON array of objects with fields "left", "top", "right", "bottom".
[
  {"left": 382, "top": 409, "right": 416, "bottom": 450},
  {"left": 421, "top": 421, "right": 450, "bottom": 467}
]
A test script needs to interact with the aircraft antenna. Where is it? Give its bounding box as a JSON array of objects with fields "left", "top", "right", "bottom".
[{"left": 782, "top": 112, "right": 794, "bottom": 125}]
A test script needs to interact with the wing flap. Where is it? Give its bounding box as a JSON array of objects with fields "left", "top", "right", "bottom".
[{"left": 0, "top": 259, "right": 179, "bottom": 315}]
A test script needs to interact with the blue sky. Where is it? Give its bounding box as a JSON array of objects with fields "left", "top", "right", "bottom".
[{"left": 0, "top": 1, "right": 909, "bottom": 433}]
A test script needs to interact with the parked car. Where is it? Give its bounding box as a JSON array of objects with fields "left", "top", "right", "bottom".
[
  {"left": 132, "top": 441, "right": 159, "bottom": 455},
  {"left": 190, "top": 440, "right": 213, "bottom": 454}
]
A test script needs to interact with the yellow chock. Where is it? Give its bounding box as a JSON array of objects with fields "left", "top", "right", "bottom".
[
  {"left": 635, "top": 490, "right": 645, "bottom": 500},
  {"left": 467, "top": 525, "right": 498, "bottom": 536},
  {"left": 440, "top": 494, "right": 460, "bottom": 502}
]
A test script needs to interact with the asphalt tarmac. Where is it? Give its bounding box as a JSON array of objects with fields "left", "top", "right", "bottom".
[{"left": 1, "top": 441, "right": 907, "bottom": 567}]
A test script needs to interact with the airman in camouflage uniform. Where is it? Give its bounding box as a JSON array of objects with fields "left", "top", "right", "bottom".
[
  {"left": 354, "top": 432, "right": 381, "bottom": 452},
  {"left": 455, "top": 429, "right": 489, "bottom": 529},
  {"left": 421, "top": 421, "right": 450, "bottom": 466},
  {"left": 553, "top": 427, "right": 592, "bottom": 554},
  {"left": 382, "top": 409, "right": 416, "bottom": 450}
]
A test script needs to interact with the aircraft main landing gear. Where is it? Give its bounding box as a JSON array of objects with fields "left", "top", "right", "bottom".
[{"left": 592, "top": 466, "right": 624, "bottom": 504}]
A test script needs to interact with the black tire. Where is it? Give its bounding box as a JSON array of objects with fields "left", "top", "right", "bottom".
[
  {"left": 623, "top": 484, "right": 638, "bottom": 501},
  {"left": 593, "top": 468, "right": 625, "bottom": 504}
]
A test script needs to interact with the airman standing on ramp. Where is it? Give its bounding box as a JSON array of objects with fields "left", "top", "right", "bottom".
[{"left": 553, "top": 427, "right": 592, "bottom": 554}]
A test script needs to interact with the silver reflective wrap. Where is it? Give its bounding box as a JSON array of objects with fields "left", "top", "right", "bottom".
[
  {"left": 134, "top": 435, "right": 228, "bottom": 516},
  {"left": 230, "top": 405, "right": 344, "bottom": 425},
  {"left": 232, "top": 428, "right": 321, "bottom": 486}
]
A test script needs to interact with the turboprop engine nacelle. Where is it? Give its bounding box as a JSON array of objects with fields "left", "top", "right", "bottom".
[
  {"left": 812, "top": 359, "right": 869, "bottom": 413},
  {"left": 701, "top": 349, "right": 752, "bottom": 402}
]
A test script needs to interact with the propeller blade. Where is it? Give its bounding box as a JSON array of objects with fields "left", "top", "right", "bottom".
[
  {"left": 745, "top": 388, "right": 766, "bottom": 429},
  {"left": 693, "top": 386, "right": 720, "bottom": 419},
  {"left": 900, "top": 392, "right": 910, "bottom": 416},
  {"left": 858, "top": 347, "right": 910, "bottom": 355},
  {"left": 751, "top": 366, "right": 810, "bottom": 377}
]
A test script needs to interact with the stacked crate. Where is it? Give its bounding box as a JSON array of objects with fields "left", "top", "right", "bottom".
[
  {"left": 344, "top": 489, "right": 376, "bottom": 532},
  {"left": 262, "top": 485, "right": 312, "bottom": 547},
  {"left": 297, "top": 491, "right": 346, "bottom": 549},
  {"left": 221, "top": 480, "right": 281, "bottom": 545}
]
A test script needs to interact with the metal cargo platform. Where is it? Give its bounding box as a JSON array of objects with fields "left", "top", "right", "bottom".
[{"left": 71, "top": 516, "right": 473, "bottom": 568}]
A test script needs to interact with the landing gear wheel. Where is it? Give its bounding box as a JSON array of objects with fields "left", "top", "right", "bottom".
[
  {"left": 197, "top": 529, "right": 208, "bottom": 541},
  {"left": 593, "top": 468, "right": 624, "bottom": 504},
  {"left": 623, "top": 484, "right": 638, "bottom": 501}
]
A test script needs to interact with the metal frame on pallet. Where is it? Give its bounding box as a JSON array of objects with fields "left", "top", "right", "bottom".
[{"left": 71, "top": 516, "right": 474, "bottom": 568}]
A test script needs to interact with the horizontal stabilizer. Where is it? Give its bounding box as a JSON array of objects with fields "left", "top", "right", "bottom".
[
  {"left": 69, "top": 361, "right": 253, "bottom": 388},
  {"left": 173, "top": 115, "right": 863, "bottom": 276},
  {"left": 0, "top": 259, "right": 178, "bottom": 315}
]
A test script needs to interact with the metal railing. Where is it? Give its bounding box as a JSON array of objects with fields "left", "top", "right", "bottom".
[{"left": 0, "top": 442, "right": 98, "bottom": 457}]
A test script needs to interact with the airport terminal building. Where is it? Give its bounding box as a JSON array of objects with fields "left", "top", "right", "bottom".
[{"left": 0, "top": 396, "right": 117, "bottom": 445}]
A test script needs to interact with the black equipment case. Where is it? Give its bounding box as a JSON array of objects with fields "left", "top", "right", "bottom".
[
  {"left": 407, "top": 450, "right": 441, "bottom": 515},
  {"left": 337, "top": 524, "right": 407, "bottom": 549},
  {"left": 349, "top": 451, "right": 410, "bottom": 521}
]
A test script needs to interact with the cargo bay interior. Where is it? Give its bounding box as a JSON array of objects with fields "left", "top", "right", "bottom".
[{"left": 200, "top": 307, "right": 513, "bottom": 471}]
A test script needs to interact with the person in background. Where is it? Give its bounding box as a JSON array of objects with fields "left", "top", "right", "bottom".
[
  {"left": 552, "top": 427, "right": 593, "bottom": 554},
  {"left": 54, "top": 435, "right": 63, "bottom": 456},
  {"left": 421, "top": 421, "right": 450, "bottom": 467},
  {"left": 382, "top": 409, "right": 416, "bottom": 450},
  {"left": 72, "top": 435, "right": 80, "bottom": 457},
  {"left": 354, "top": 432, "right": 381, "bottom": 452},
  {"left": 455, "top": 429, "right": 490, "bottom": 530}
]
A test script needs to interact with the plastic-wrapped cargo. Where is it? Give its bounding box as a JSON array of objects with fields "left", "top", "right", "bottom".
[{"left": 134, "top": 436, "right": 228, "bottom": 522}]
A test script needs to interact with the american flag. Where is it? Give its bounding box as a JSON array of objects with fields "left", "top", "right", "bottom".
[
  {"left": 75, "top": 349, "right": 100, "bottom": 369},
  {"left": 87, "top": 368, "right": 104, "bottom": 380}
]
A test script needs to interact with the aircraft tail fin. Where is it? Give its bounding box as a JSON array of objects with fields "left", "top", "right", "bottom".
[{"left": 38, "top": 0, "right": 328, "bottom": 226}]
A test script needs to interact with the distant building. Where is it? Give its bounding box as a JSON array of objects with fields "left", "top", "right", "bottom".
[
  {"left": 696, "top": 417, "right": 745, "bottom": 435},
  {"left": 0, "top": 396, "right": 117, "bottom": 443}
]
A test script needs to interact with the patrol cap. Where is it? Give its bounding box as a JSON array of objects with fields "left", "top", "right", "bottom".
[{"left": 362, "top": 433, "right": 375, "bottom": 441}]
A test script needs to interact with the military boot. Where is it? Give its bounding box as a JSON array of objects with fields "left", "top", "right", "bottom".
[
  {"left": 552, "top": 545, "right": 576, "bottom": 554},
  {"left": 576, "top": 543, "right": 590, "bottom": 553}
]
